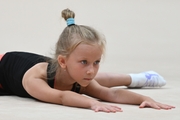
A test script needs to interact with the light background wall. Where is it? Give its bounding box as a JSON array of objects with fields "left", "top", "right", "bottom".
[{"left": 0, "top": 0, "right": 179, "bottom": 75}]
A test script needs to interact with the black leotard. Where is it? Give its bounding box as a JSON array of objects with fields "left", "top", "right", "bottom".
[{"left": 0, "top": 51, "right": 81, "bottom": 98}]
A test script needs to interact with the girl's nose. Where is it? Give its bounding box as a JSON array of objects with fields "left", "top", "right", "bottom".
[{"left": 87, "top": 65, "right": 94, "bottom": 75}]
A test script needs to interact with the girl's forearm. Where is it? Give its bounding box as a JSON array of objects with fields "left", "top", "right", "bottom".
[
  {"left": 111, "top": 88, "right": 150, "bottom": 105},
  {"left": 60, "top": 91, "right": 98, "bottom": 109}
]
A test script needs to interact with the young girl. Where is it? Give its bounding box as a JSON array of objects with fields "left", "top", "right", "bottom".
[{"left": 0, "top": 8, "right": 175, "bottom": 113}]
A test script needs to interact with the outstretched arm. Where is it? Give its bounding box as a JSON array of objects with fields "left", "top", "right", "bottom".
[
  {"left": 24, "top": 78, "right": 123, "bottom": 112},
  {"left": 23, "top": 76, "right": 105, "bottom": 109},
  {"left": 22, "top": 63, "right": 122, "bottom": 113},
  {"left": 83, "top": 80, "right": 175, "bottom": 110}
]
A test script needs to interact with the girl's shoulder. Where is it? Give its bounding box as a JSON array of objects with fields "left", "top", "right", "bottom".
[{"left": 23, "top": 62, "right": 49, "bottom": 82}]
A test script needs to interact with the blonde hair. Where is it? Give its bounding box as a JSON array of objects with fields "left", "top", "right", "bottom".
[{"left": 49, "top": 8, "right": 106, "bottom": 74}]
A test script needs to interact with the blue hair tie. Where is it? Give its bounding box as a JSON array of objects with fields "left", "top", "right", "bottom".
[{"left": 66, "top": 18, "right": 75, "bottom": 26}]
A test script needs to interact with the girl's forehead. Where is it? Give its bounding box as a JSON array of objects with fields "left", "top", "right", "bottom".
[{"left": 71, "top": 43, "right": 102, "bottom": 57}]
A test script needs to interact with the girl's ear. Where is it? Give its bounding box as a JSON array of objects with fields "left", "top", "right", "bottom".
[{"left": 57, "top": 55, "right": 67, "bottom": 68}]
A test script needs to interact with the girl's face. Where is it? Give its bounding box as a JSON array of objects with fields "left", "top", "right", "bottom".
[{"left": 65, "top": 43, "right": 102, "bottom": 87}]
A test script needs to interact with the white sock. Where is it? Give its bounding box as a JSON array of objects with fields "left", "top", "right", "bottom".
[{"left": 128, "top": 71, "right": 166, "bottom": 88}]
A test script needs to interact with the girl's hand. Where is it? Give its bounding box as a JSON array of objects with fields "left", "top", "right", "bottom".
[
  {"left": 139, "top": 98, "right": 175, "bottom": 110},
  {"left": 91, "top": 102, "right": 123, "bottom": 113}
]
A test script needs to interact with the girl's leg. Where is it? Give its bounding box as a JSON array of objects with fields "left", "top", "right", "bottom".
[
  {"left": 95, "top": 71, "right": 166, "bottom": 88},
  {"left": 0, "top": 54, "right": 4, "bottom": 60},
  {"left": 94, "top": 72, "right": 132, "bottom": 87}
]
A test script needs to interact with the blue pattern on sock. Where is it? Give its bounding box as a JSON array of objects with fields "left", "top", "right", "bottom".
[{"left": 145, "top": 73, "right": 158, "bottom": 80}]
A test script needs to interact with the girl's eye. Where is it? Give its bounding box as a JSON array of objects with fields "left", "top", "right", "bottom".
[
  {"left": 94, "top": 60, "right": 100, "bottom": 65},
  {"left": 81, "top": 60, "right": 87, "bottom": 65}
]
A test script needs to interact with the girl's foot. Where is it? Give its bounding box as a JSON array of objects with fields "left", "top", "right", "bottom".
[{"left": 128, "top": 71, "right": 166, "bottom": 88}]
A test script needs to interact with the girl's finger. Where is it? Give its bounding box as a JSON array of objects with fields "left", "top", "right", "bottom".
[
  {"left": 139, "top": 102, "right": 146, "bottom": 108},
  {"left": 112, "top": 106, "right": 123, "bottom": 112},
  {"left": 157, "top": 103, "right": 175, "bottom": 110},
  {"left": 151, "top": 103, "right": 161, "bottom": 110},
  {"left": 139, "top": 102, "right": 160, "bottom": 109}
]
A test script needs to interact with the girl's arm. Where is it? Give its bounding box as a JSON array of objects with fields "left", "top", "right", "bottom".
[
  {"left": 23, "top": 77, "right": 122, "bottom": 112},
  {"left": 22, "top": 63, "right": 122, "bottom": 112},
  {"left": 83, "top": 80, "right": 175, "bottom": 110}
]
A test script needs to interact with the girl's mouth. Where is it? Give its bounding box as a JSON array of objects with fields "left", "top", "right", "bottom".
[{"left": 84, "top": 78, "right": 92, "bottom": 81}]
